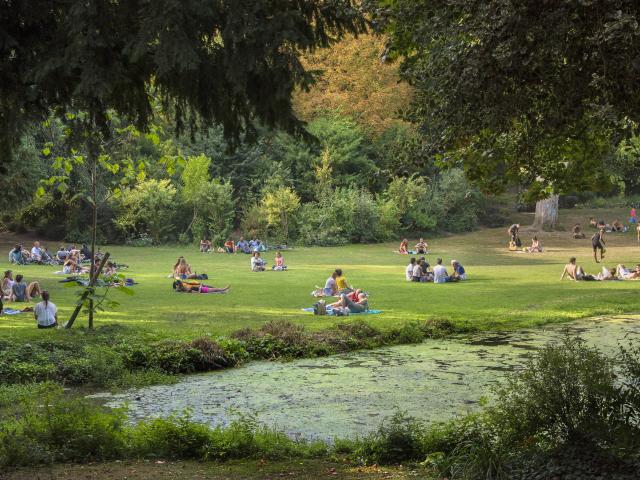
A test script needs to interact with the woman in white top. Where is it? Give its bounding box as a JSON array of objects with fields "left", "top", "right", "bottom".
[
  {"left": 406, "top": 258, "right": 416, "bottom": 281},
  {"left": 34, "top": 291, "right": 58, "bottom": 329},
  {"left": 1, "top": 270, "right": 14, "bottom": 300}
]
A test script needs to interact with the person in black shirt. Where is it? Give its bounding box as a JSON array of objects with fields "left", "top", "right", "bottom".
[{"left": 591, "top": 227, "right": 606, "bottom": 263}]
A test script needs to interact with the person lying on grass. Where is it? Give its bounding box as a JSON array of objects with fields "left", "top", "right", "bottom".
[
  {"left": 328, "top": 290, "right": 369, "bottom": 314},
  {"left": 272, "top": 251, "right": 287, "bottom": 271},
  {"left": 251, "top": 252, "right": 266, "bottom": 272},
  {"left": 596, "top": 266, "right": 620, "bottom": 281},
  {"left": 173, "top": 280, "right": 229, "bottom": 294},
  {"left": 560, "top": 257, "right": 596, "bottom": 281},
  {"left": 616, "top": 264, "right": 640, "bottom": 280}
]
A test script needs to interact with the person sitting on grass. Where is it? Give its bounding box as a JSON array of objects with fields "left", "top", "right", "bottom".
[
  {"left": 527, "top": 236, "right": 543, "bottom": 253},
  {"left": 612, "top": 219, "right": 624, "bottom": 232},
  {"left": 251, "top": 252, "right": 266, "bottom": 272},
  {"left": 335, "top": 269, "right": 352, "bottom": 294},
  {"left": 1, "top": 270, "right": 14, "bottom": 300},
  {"left": 451, "top": 260, "right": 467, "bottom": 281},
  {"left": 62, "top": 256, "right": 81, "bottom": 275},
  {"left": 572, "top": 223, "right": 586, "bottom": 239},
  {"left": 34, "top": 291, "right": 58, "bottom": 329},
  {"left": 272, "top": 251, "right": 287, "bottom": 271},
  {"left": 9, "top": 245, "right": 25, "bottom": 265},
  {"left": 224, "top": 238, "right": 235, "bottom": 254},
  {"left": 11, "top": 274, "right": 42, "bottom": 302},
  {"left": 591, "top": 227, "right": 606, "bottom": 263},
  {"left": 414, "top": 238, "right": 428, "bottom": 255},
  {"left": 173, "top": 280, "right": 230, "bottom": 294},
  {"left": 173, "top": 257, "right": 200, "bottom": 279},
  {"left": 322, "top": 271, "right": 338, "bottom": 297},
  {"left": 433, "top": 258, "right": 449, "bottom": 284},
  {"left": 199, "top": 239, "right": 211, "bottom": 253},
  {"left": 411, "top": 258, "right": 423, "bottom": 282},
  {"left": 30, "top": 241, "right": 43, "bottom": 263},
  {"left": 589, "top": 217, "right": 597, "bottom": 228},
  {"left": 398, "top": 239, "right": 409, "bottom": 254},
  {"left": 560, "top": 257, "right": 595, "bottom": 281},
  {"left": 418, "top": 257, "right": 433, "bottom": 282},
  {"left": 406, "top": 258, "right": 416, "bottom": 281},
  {"left": 56, "top": 245, "right": 69, "bottom": 261},
  {"left": 237, "top": 237, "right": 251, "bottom": 254}
]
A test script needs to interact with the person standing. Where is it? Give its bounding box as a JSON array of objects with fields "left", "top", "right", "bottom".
[
  {"left": 508, "top": 224, "right": 520, "bottom": 245},
  {"left": 630, "top": 206, "right": 637, "bottom": 224},
  {"left": 34, "top": 291, "right": 58, "bottom": 329},
  {"left": 591, "top": 227, "right": 606, "bottom": 263}
]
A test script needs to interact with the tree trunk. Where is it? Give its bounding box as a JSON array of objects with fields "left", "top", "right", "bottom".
[
  {"left": 65, "top": 253, "right": 110, "bottom": 329},
  {"left": 89, "top": 139, "right": 98, "bottom": 329},
  {"left": 532, "top": 195, "right": 559, "bottom": 231}
]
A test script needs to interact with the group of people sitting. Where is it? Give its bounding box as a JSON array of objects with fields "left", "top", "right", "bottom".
[
  {"left": 200, "top": 237, "right": 272, "bottom": 254},
  {"left": 405, "top": 257, "right": 466, "bottom": 283},
  {"left": 397, "top": 238, "right": 429, "bottom": 255},
  {"left": 312, "top": 268, "right": 369, "bottom": 315},
  {"left": 8, "top": 241, "right": 97, "bottom": 267},
  {"left": 171, "top": 256, "right": 228, "bottom": 293},
  {"left": 560, "top": 257, "right": 640, "bottom": 281},
  {"left": 589, "top": 217, "right": 628, "bottom": 233},
  {"left": 251, "top": 251, "right": 287, "bottom": 272},
  {"left": 1, "top": 270, "right": 42, "bottom": 302},
  {"left": 0, "top": 289, "right": 58, "bottom": 329}
]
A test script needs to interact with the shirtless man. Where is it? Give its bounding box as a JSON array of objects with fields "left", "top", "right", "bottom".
[{"left": 560, "top": 257, "right": 586, "bottom": 281}]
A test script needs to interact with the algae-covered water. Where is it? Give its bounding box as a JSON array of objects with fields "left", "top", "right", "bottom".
[{"left": 92, "top": 317, "right": 640, "bottom": 440}]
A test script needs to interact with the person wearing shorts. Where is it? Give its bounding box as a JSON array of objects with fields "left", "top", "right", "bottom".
[{"left": 591, "top": 227, "right": 606, "bottom": 263}]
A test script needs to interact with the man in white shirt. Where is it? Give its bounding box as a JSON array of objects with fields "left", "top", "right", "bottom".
[
  {"left": 323, "top": 272, "right": 338, "bottom": 296},
  {"left": 34, "top": 291, "right": 58, "bottom": 329},
  {"left": 406, "top": 258, "right": 416, "bottom": 281},
  {"left": 433, "top": 258, "right": 449, "bottom": 284},
  {"left": 31, "top": 241, "right": 43, "bottom": 262}
]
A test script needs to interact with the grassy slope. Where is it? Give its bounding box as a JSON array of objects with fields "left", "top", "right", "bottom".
[{"left": 1, "top": 207, "right": 639, "bottom": 341}]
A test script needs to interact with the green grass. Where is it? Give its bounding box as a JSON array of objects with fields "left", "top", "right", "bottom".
[{"left": 2, "top": 207, "right": 639, "bottom": 341}]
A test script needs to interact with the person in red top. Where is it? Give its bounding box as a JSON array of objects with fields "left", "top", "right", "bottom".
[
  {"left": 224, "top": 239, "right": 235, "bottom": 254},
  {"left": 630, "top": 207, "right": 637, "bottom": 224}
]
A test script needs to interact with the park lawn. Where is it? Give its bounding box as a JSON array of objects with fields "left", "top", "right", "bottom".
[{"left": 1, "top": 206, "right": 639, "bottom": 341}]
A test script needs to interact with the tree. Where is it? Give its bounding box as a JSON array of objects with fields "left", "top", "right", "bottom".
[
  {"left": 368, "top": 0, "right": 640, "bottom": 226},
  {"left": 262, "top": 187, "right": 301, "bottom": 244},
  {"left": 41, "top": 113, "right": 152, "bottom": 328},
  {"left": 0, "top": 0, "right": 367, "bottom": 166}
]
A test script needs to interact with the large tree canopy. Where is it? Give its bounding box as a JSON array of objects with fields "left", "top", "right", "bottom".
[
  {"left": 0, "top": 0, "right": 366, "bottom": 170},
  {"left": 368, "top": 0, "right": 640, "bottom": 196}
]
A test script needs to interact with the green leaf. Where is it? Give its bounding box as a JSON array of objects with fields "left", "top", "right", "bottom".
[{"left": 42, "top": 147, "right": 51, "bottom": 156}]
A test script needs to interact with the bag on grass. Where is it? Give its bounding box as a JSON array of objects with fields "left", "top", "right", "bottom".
[{"left": 313, "top": 300, "right": 327, "bottom": 315}]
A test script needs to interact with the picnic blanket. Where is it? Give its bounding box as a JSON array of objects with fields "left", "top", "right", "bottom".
[
  {"left": 302, "top": 308, "right": 382, "bottom": 316},
  {"left": 3, "top": 308, "right": 30, "bottom": 315}
]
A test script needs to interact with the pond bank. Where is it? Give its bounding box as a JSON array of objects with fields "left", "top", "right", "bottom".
[{"left": 91, "top": 315, "right": 640, "bottom": 440}]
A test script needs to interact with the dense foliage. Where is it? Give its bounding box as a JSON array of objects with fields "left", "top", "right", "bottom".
[{"left": 368, "top": 0, "right": 640, "bottom": 199}]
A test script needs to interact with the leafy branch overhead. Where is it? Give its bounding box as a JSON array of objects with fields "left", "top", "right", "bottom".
[
  {"left": 368, "top": 0, "right": 640, "bottom": 197},
  {"left": 0, "top": 0, "right": 367, "bottom": 167}
]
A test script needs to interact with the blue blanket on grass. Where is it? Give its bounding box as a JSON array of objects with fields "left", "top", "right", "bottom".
[
  {"left": 3, "top": 309, "right": 29, "bottom": 315},
  {"left": 302, "top": 308, "right": 382, "bottom": 316}
]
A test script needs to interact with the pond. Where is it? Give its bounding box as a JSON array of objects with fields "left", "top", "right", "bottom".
[{"left": 91, "top": 316, "right": 640, "bottom": 440}]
